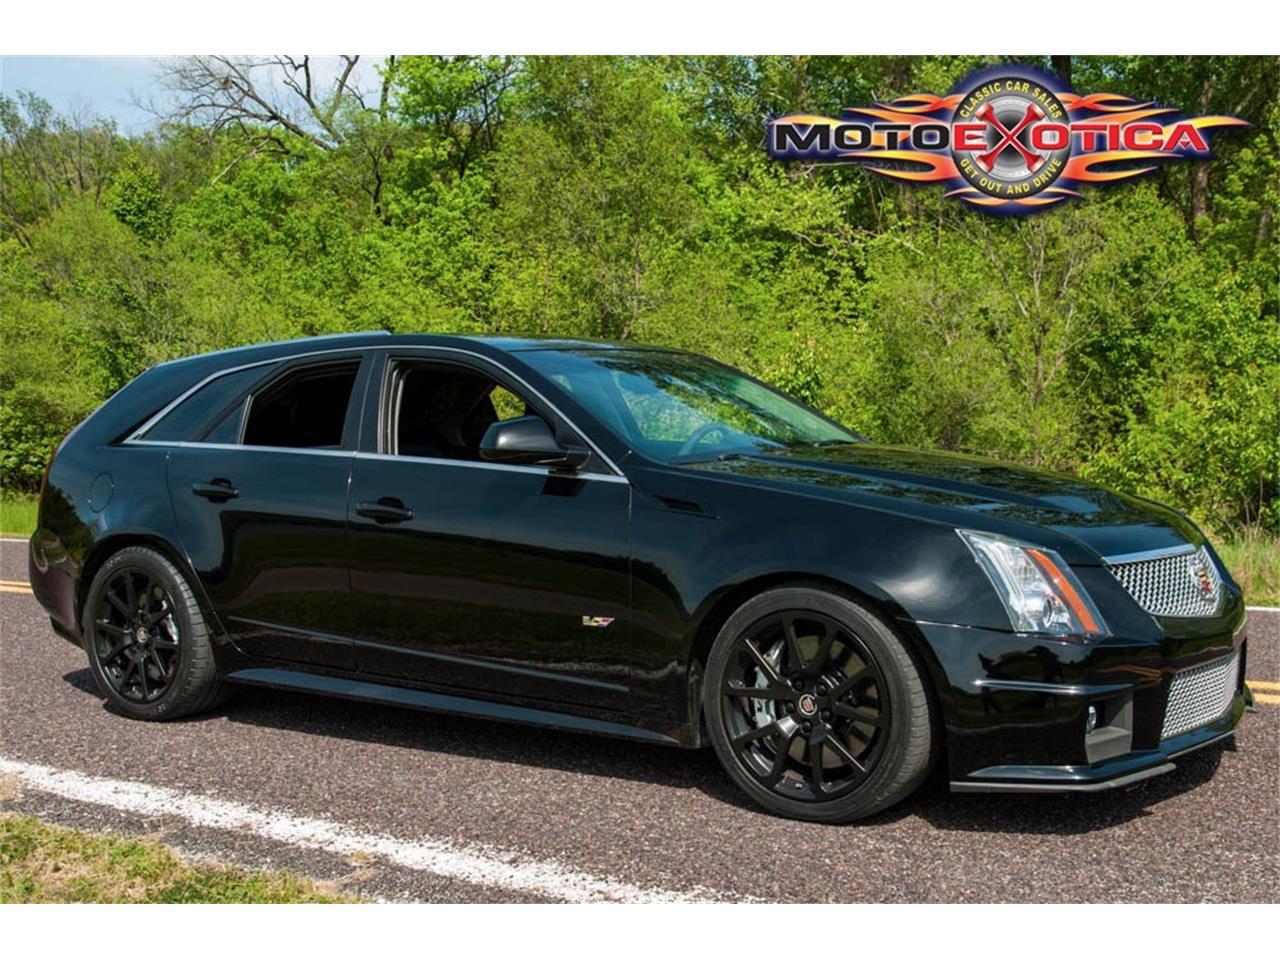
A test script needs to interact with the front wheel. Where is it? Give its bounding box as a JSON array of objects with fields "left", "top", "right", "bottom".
[
  {"left": 83, "top": 545, "right": 225, "bottom": 721},
  {"left": 704, "top": 586, "right": 936, "bottom": 822}
]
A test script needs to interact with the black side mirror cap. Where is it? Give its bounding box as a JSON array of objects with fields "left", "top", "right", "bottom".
[{"left": 479, "top": 416, "right": 589, "bottom": 470}]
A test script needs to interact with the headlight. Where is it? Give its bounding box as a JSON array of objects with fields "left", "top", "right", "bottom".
[{"left": 958, "top": 530, "right": 1107, "bottom": 639}]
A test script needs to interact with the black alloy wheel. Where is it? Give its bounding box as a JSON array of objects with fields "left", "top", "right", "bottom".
[
  {"left": 705, "top": 586, "right": 935, "bottom": 822},
  {"left": 721, "top": 611, "right": 889, "bottom": 802},
  {"left": 91, "top": 566, "right": 181, "bottom": 703},
  {"left": 84, "top": 545, "right": 225, "bottom": 720}
]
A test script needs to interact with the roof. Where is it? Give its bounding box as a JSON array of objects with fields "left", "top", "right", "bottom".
[
  {"left": 151, "top": 332, "right": 672, "bottom": 370},
  {"left": 76, "top": 331, "right": 692, "bottom": 449}
]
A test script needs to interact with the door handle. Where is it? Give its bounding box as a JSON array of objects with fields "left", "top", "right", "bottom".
[
  {"left": 355, "top": 499, "right": 414, "bottom": 523},
  {"left": 192, "top": 479, "right": 239, "bottom": 501}
]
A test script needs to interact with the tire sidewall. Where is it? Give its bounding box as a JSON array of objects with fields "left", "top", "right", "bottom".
[
  {"left": 83, "top": 547, "right": 199, "bottom": 721},
  {"left": 704, "top": 586, "right": 930, "bottom": 822}
]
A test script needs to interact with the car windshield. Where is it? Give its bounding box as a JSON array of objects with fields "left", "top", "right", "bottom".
[{"left": 518, "top": 348, "right": 861, "bottom": 463}]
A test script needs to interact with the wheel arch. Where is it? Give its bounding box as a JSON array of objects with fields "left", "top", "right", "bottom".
[
  {"left": 685, "top": 572, "right": 949, "bottom": 753},
  {"left": 75, "top": 532, "right": 217, "bottom": 639}
]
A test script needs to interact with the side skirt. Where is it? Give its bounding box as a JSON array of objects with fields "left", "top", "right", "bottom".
[{"left": 224, "top": 666, "right": 681, "bottom": 747}]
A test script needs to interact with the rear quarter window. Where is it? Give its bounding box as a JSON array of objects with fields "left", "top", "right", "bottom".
[{"left": 138, "top": 366, "right": 271, "bottom": 442}]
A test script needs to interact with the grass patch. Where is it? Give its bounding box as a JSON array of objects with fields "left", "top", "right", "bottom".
[
  {"left": 1218, "top": 530, "right": 1280, "bottom": 607},
  {"left": 0, "top": 814, "right": 357, "bottom": 903},
  {"left": 0, "top": 495, "right": 37, "bottom": 539}
]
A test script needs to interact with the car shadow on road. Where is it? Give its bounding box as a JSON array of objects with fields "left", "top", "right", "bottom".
[
  {"left": 62, "top": 667, "right": 1233, "bottom": 834},
  {"left": 907, "top": 743, "right": 1229, "bottom": 835},
  {"left": 62, "top": 666, "right": 748, "bottom": 806}
]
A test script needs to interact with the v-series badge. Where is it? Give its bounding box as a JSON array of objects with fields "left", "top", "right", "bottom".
[{"left": 766, "top": 65, "right": 1247, "bottom": 215}]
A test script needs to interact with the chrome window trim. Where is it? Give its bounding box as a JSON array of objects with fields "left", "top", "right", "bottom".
[
  {"left": 124, "top": 346, "right": 366, "bottom": 442},
  {"left": 126, "top": 440, "right": 355, "bottom": 458},
  {"left": 123, "top": 440, "right": 626, "bottom": 483},
  {"left": 351, "top": 451, "right": 628, "bottom": 485},
  {"left": 123, "top": 342, "right": 630, "bottom": 483},
  {"left": 1101, "top": 543, "right": 1198, "bottom": 565},
  {"left": 372, "top": 344, "right": 627, "bottom": 479}
]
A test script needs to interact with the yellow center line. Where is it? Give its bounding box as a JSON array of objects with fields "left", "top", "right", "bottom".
[{"left": 1248, "top": 680, "right": 1280, "bottom": 692}]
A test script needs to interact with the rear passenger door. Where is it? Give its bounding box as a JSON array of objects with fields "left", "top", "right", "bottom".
[{"left": 155, "top": 351, "right": 371, "bottom": 670}]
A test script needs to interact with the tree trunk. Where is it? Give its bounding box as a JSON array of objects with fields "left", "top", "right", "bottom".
[
  {"left": 1050, "top": 56, "right": 1072, "bottom": 87},
  {"left": 1189, "top": 67, "right": 1216, "bottom": 236}
]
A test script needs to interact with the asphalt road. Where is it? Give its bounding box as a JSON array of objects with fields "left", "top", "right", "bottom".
[{"left": 2, "top": 538, "right": 1276, "bottom": 902}]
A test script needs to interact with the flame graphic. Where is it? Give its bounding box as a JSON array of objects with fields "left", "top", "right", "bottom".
[{"left": 768, "top": 80, "right": 1249, "bottom": 215}]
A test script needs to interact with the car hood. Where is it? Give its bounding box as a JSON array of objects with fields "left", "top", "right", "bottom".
[{"left": 685, "top": 443, "right": 1203, "bottom": 562}]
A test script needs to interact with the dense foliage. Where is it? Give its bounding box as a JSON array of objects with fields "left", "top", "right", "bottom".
[{"left": 2, "top": 55, "right": 1277, "bottom": 535}]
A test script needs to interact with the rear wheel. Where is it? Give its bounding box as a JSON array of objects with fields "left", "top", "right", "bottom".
[
  {"left": 704, "top": 586, "right": 935, "bottom": 822},
  {"left": 83, "top": 546, "right": 224, "bottom": 720}
]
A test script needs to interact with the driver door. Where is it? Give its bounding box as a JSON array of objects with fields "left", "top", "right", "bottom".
[{"left": 346, "top": 350, "right": 636, "bottom": 710}]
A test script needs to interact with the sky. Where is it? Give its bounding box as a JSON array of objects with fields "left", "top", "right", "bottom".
[
  {"left": 1, "top": 57, "right": 163, "bottom": 132},
  {"left": 0, "top": 56, "right": 387, "bottom": 135}
]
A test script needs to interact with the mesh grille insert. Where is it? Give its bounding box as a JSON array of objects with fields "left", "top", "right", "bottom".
[
  {"left": 1108, "top": 545, "right": 1222, "bottom": 618},
  {"left": 1161, "top": 652, "right": 1239, "bottom": 740}
]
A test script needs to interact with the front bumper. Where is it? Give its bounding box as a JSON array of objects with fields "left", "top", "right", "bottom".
[
  {"left": 906, "top": 602, "right": 1249, "bottom": 794},
  {"left": 949, "top": 698, "right": 1244, "bottom": 793}
]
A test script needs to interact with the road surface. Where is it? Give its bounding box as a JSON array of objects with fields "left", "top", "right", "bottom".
[{"left": 1, "top": 538, "right": 1275, "bottom": 902}]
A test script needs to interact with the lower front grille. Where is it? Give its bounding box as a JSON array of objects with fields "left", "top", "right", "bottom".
[{"left": 1161, "top": 652, "right": 1240, "bottom": 740}]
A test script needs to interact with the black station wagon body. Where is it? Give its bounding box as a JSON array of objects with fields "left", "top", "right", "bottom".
[{"left": 28, "top": 333, "right": 1250, "bottom": 820}]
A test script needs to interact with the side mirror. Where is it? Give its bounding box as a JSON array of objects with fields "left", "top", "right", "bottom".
[{"left": 479, "top": 416, "right": 589, "bottom": 470}]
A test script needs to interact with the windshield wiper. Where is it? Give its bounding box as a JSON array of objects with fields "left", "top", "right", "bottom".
[
  {"left": 807, "top": 438, "right": 858, "bottom": 448},
  {"left": 671, "top": 450, "right": 751, "bottom": 465}
]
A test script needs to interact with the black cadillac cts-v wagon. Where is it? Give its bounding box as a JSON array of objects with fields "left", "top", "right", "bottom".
[{"left": 29, "top": 333, "right": 1250, "bottom": 821}]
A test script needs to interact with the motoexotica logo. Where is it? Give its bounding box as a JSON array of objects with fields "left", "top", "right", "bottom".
[{"left": 766, "top": 65, "right": 1247, "bottom": 215}]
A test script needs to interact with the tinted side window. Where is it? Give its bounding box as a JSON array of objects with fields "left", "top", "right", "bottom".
[
  {"left": 140, "top": 366, "right": 267, "bottom": 442},
  {"left": 243, "top": 362, "right": 360, "bottom": 449},
  {"left": 391, "top": 362, "right": 542, "bottom": 461}
]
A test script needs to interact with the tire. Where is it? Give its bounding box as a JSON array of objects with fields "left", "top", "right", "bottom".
[
  {"left": 704, "top": 586, "right": 935, "bottom": 822},
  {"left": 82, "top": 545, "right": 225, "bottom": 721}
]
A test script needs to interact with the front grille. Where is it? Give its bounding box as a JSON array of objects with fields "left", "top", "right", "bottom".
[
  {"left": 1108, "top": 545, "right": 1222, "bottom": 618},
  {"left": 1161, "top": 652, "right": 1239, "bottom": 740}
]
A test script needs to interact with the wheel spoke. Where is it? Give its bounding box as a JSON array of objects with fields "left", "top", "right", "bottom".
[
  {"left": 137, "top": 660, "right": 150, "bottom": 699},
  {"left": 152, "top": 636, "right": 179, "bottom": 650},
  {"left": 105, "top": 588, "right": 130, "bottom": 618},
  {"left": 723, "top": 679, "right": 793, "bottom": 701},
  {"left": 94, "top": 619, "right": 129, "bottom": 638},
  {"left": 731, "top": 722, "right": 779, "bottom": 749},
  {"left": 833, "top": 702, "right": 886, "bottom": 727},
  {"left": 823, "top": 730, "right": 868, "bottom": 774},
  {"left": 143, "top": 602, "right": 171, "bottom": 627},
  {"left": 781, "top": 616, "right": 806, "bottom": 673},
  {"left": 810, "top": 622, "right": 837, "bottom": 674},
  {"left": 760, "top": 729, "right": 798, "bottom": 787},
  {"left": 149, "top": 649, "right": 170, "bottom": 677},
  {"left": 123, "top": 573, "right": 138, "bottom": 612},
  {"left": 100, "top": 639, "right": 130, "bottom": 664},
  {"left": 830, "top": 665, "right": 871, "bottom": 700},
  {"left": 741, "top": 638, "right": 783, "bottom": 685},
  {"left": 808, "top": 737, "right": 827, "bottom": 796}
]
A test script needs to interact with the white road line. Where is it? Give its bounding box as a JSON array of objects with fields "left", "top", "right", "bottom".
[
  {"left": 0, "top": 757, "right": 732, "bottom": 903},
  {"left": 1246, "top": 605, "right": 1280, "bottom": 613}
]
